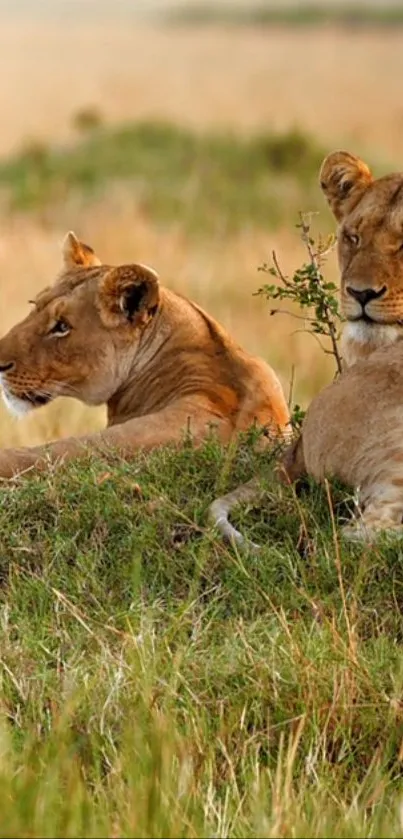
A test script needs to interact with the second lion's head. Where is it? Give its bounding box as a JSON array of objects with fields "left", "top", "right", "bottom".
[{"left": 320, "top": 150, "right": 403, "bottom": 365}]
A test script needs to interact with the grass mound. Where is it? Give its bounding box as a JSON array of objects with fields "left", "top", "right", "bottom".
[
  {"left": 1, "top": 432, "right": 403, "bottom": 836},
  {"left": 167, "top": 3, "right": 403, "bottom": 29},
  {"left": 0, "top": 122, "right": 324, "bottom": 233}
]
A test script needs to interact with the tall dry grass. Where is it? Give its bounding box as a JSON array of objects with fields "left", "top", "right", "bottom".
[{"left": 1, "top": 22, "right": 403, "bottom": 158}]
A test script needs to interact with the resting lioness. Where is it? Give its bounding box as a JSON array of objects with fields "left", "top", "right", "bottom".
[
  {"left": 0, "top": 232, "right": 289, "bottom": 478},
  {"left": 210, "top": 150, "right": 403, "bottom": 543}
]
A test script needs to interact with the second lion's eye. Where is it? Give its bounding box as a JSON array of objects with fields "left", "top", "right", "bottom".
[
  {"left": 48, "top": 319, "right": 70, "bottom": 337},
  {"left": 343, "top": 230, "right": 359, "bottom": 246}
]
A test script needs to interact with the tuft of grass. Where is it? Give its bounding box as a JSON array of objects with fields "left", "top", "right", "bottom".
[
  {"left": 71, "top": 106, "right": 105, "bottom": 135},
  {"left": 167, "top": 2, "right": 403, "bottom": 28},
  {"left": 2, "top": 431, "right": 403, "bottom": 836},
  {"left": 0, "top": 121, "right": 325, "bottom": 234}
]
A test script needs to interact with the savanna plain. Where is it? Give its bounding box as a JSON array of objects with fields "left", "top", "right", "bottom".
[{"left": 2, "top": 5, "right": 403, "bottom": 837}]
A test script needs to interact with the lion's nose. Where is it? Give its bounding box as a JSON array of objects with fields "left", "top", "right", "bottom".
[
  {"left": 346, "top": 285, "right": 387, "bottom": 307},
  {"left": 0, "top": 362, "right": 14, "bottom": 373}
]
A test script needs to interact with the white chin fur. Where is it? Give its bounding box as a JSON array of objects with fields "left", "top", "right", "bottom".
[
  {"left": 1, "top": 387, "right": 33, "bottom": 418},
  {"left": 343, "top": 320, "right": 401, "bottom": 345},
  {"left": 342, "top": 320, "right": 402, "bottom": 366}
]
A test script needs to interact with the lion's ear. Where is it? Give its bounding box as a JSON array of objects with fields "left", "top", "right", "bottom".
[
  {"left": 97, "top": 264, "right": 160, "bottom": 328},
  {"left": 62, "top": 231, "right": 101, "bottom": 268},
  {"left": 319, "top": 151, "right": 373, "bottom": 222}
]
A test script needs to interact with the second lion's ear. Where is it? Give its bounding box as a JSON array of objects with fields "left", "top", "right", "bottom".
[
  {"left": 62, "top": 231, "right": 101, "bottom": 268},
  {"left": 319, "top": 151, "right": 373, "bottom": 222},
  {"left": 97, "top": 264, "right": 160, "bottom": 328}
]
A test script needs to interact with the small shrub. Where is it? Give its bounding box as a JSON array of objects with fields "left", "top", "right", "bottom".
[
  {"left": 257, "top": 211, "right": 342, "bottom": 413},
  {"left": 71, "top": 105, "right": 104, "bottom": 134}
]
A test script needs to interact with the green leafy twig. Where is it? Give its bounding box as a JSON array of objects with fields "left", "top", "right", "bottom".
[{"left": 256, "top": 212, "right": 342, "bottom": 376}]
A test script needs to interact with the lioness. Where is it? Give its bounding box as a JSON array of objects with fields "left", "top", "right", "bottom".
[
  {"left": 210, "top": 150, "right": 403, "bottom": 543},
  {"left": 0, "top": 232, "right": 289, "bottom": 478}
]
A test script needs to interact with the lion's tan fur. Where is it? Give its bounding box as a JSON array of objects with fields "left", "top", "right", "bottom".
[
  {"left": 210, "top": 151, "right": 403, "bottom": 543},
  {"left": 303, "top": 151, "right": 403, "bottom": 538},
  {"left": 0, "top": 232, "right": 289, "bottom": 478}
]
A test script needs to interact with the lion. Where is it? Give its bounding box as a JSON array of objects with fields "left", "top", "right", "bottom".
[
  {"left": 209, "top": 150, "right": 403, "bottom": 544},
  {"left": 0, "top": 231, "right": 289, "bottom": 478}
]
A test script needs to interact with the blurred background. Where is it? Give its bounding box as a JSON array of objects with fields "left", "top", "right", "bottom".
[{"left": 0, "top": 0, "right": 401, "bottom": 445}]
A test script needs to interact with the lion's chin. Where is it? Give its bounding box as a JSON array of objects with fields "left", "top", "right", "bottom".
[
  {"left": 342, "top": 319, "right": 403, "bottom": 367},
  {"left": 345, "top": 318, "right": 402, "bottom": 340},
  {"left": 1, "top": 389, "right": 33, "bottom": 418},
  {"left": 1, "top": 387, "right": 52, "bottom": 418}
]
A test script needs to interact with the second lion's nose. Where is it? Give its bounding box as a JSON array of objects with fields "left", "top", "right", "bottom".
[{"left": 346, "top": 285, "right": 387, "bottom": 307}]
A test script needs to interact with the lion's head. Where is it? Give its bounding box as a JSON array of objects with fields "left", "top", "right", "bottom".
[
  {"left": 320, "top": 150, "right": 403, "bottom": 366},
  {"left": 0, "top": 232, "right": 160, "bottom": 416}
]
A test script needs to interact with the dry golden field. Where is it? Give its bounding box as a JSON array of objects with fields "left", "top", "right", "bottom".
[
  {"left": 2, "top": 21, "right": 403, "bottom": 156},
  {"left": 0, "top": 14, "right": 402, "bottom": 447}
]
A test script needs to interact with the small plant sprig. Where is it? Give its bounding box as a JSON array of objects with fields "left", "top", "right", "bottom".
[
  {"left": 289, "top": 401, "right": 306, "bottom": 433},
  {"left": 257, "top": 212, "right": 343, "bottom": 377}
]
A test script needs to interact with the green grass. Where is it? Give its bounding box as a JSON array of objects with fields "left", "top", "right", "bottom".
[
  {"left": 2, "top": 430, "right": 403, "bottom": 836},
  {"left": 0, "top": 122, "right": 325, "bottom": 233},
  {"left": 167, "top": 2, "right": 403, "bottom": 28}
]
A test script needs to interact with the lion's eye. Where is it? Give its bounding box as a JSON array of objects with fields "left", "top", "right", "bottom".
[
  {"left": 343, "top": 230, "right": 359, "bottom": 246},
  {"left": 48, "top": 319, "right": 70, "bottom": 337}
]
